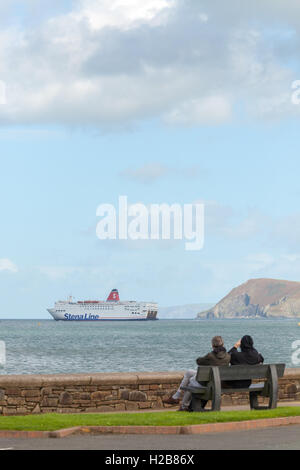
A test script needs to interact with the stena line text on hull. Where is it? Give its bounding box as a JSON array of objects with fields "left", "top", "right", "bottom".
[{"left": 47, "top": 289, "right": 158, "bottom": 321}]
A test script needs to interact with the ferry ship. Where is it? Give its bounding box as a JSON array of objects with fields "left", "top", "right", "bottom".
[{"left": 47, "top": 289, "right": 158, "bottom": 321}]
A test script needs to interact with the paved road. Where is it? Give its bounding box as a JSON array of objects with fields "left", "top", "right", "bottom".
[{"left": 0, "top": 425, "right": 299, "bottom": 450}]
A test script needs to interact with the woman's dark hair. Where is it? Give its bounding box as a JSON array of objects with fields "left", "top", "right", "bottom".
[{"left": 240, "top": 335, "right": 254, "bottom": 351}]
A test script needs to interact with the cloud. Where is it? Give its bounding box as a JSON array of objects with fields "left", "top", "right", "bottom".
[
  {"left": 244, "top": 253, "right": 275, "bottom": 272},
  {"left": 196, "top": 201, "right": 266, "bottom": 240},
  {"left": 222, "top": 209, "right": 271, "bottom": 241},
  {"left": 0, "top": 0, "right": 300, "bottom": 129},
  {"left": 204, "top": 202, "right": 300, "bottom": 254},
  {"left": 121, "top": 163, "right": 169, "bottom": 183},
  {"left": 202, "top": 251, "right": 300, "bottom": 294},
  {"left": 73, "top": 0, "right": 173, "bottom": 30},
  {"left": 0, "top": 258, "right": 18, "bottom": 273},
  {"left": 39, "top": 266, "right": 81, "bottom": 280},
  {"left": 164, "top": 95, "right": 232, "bottom": 125},
  {"left": 120, "top": 162, "right": 202, "bottom": 183},
  {"left": 269, "top": 212, "right": 300, "bottom": 250},
  {"left": 241, "top": 252, "right": 300, "bottom": 281}
]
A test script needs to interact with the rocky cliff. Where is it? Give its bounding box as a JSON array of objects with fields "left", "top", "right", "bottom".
[{"left": 197, "top": 278, "right": 300, "bottom": 319}]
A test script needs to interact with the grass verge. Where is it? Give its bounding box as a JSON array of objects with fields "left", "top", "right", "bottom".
[{"left": 0, "top": 407, "right": 300, "bottom": 431}]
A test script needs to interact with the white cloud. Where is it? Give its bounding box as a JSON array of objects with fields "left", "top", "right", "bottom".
[
  {"left": 223, "top": 209, "right": 271, "bottom": 240},
  {"left": 39, "top": 266, "right": 81, "bottom": 280},
  {"left": 0, "top": 259, "right": 18, "bottom": 273},
  {"left": 203, "top": 252, "right": 282, "bottom": 290},
  {"left": 269, "top": 212, "right": 300, "bottom": 250},
  {"left": 73, "top": 0, "right": 174, "bottom": 30},
  {"left": 198, "top": 201, "right": 268, "bottom": 241},
  {"left": 246, "top": 253, "right": 300, "bottom": 281},
  {"left": 121, "top": 163, "right": 169, "bottom": 183},
  {"left": 244, "top": 253, "right": 275, "bottom": 272},
  {"left": 120, "top": 162, "right": 202, "bottom": 183},
  {"left": 164, "top": 96, "right": 232, "bottom": 125},
  {"left": 0, "top": 0, "right": 300, "bottom": 129}
]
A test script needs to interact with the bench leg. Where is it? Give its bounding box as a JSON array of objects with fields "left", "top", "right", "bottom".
[
  {"left": 249, "top": 391, "right": 277, "bottom": 410},
  {"left": 211, "top": 395, "right": 221, "bottom": 412},
  {"left": 250, "top": 365, "right": 278, "bottom": 410},
  {"left": 250, "top": 391, "right": 261, "bottom": 410},
  {"left": 267, "top": 364, "right": 278, "bottom": 409},
  {"left": 190, "top": 396, "right": 207, "bottom": 412},
  {"left": 211, "top": 367, "right": 221, "bottom": 411},
  {"left": 190, "top": 367, "right": 221, "bottom": 412}
]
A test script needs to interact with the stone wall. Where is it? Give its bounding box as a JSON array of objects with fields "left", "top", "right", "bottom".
[{"left": 0, "top": 369, "right": 299, "bottom": 416}]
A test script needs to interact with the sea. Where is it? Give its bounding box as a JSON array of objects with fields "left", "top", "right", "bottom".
[{"left": 0, "top": 319, "right": 299, "bottom": 375}]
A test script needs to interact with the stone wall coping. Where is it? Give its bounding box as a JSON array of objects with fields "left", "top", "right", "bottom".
[
  {"left": 282, "top": 368, "right": 300, "bottom": 377},
  {"left": 0, "top": 368, "right": 298, "bottom": 387},
  {"left": 0, "top": 371, "right": 185, "bottom": 387}
]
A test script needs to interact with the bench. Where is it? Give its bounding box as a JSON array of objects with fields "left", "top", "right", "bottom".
[{"left": 182, "top": 363, "right": 286, "bottom": 412}]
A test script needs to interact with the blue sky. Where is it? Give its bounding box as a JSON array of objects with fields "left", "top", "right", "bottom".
[{"left": 1, "top": 1, "right": 300, "bottom": 317}]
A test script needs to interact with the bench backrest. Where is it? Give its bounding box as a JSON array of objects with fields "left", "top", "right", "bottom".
[{"left": 196, "top": 363, "right": 285, "bottom": 382}]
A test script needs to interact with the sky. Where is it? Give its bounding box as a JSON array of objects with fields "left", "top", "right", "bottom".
[{"left": 2, "top": 1, "right": 300, "bottom": 317}]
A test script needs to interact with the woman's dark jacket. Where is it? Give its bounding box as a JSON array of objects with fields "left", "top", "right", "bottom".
[{"left": 226, "top": 336, "right": 264, "bottom": 388}]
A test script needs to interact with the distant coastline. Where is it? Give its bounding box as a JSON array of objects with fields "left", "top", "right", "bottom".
[
  {"left": 159, "top": 303, "right": 213, "bottom": 319},
  {"left": 197, "top": 278, "right": 300, "bottom": 319}
]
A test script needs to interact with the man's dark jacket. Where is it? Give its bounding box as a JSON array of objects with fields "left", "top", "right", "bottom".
[
  {"left": 196, "top": 347, "right": 231, "bottom": 366},
  {"left": 195, "top": 348, "right": 230, "bottom": 407}
]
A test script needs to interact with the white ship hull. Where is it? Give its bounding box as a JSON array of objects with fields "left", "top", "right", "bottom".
[{"left": 47, "top": 292, "right": 158, "bottom": 321}]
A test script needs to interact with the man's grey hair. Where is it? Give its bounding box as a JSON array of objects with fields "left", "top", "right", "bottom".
[{"left": 211, "top": 336, "right": 224, "bottom": 348}]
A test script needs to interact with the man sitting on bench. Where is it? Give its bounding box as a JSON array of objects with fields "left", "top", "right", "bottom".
[{"left": 163, "top": 336, "right": 231, "bottom": 411}]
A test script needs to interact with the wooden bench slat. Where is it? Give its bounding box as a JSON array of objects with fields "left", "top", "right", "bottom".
[
  {"left": 182, "top": 382, "right": 265, "bottom": 395},
  {"left": 181, "top": 386, "right": 206, "bottom": 394},
  {"left": 221, "top": 383, "right": 265, "bottom": 394},
  {"left": 196, "top": 363, "right": 285, "bottom": 382},
  {"left": 220, "top": 363, "right": 285, "bottom": 380}
]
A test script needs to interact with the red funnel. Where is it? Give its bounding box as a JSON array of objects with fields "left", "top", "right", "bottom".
[{"left": 107, "top": 289, "right": 120, "bottom": 302}]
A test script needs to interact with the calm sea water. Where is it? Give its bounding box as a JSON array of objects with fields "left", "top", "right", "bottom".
[{"left": 0, "top": 319, "right": 299, "bottom": 375}]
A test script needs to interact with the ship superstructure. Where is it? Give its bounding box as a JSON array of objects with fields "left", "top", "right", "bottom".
[{"left": 47, "top": 289, "right": 158, "bottom": 321}]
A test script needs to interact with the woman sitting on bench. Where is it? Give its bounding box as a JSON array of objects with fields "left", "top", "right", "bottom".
[{"left": 225, "top": 335, "right": 264, "bottom": 388}]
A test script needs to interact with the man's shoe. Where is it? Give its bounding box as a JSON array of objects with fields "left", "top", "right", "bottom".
[
  {"left": 163, "top": 396, "right": 180, "bottom": 405},
  {"left": 177, "top": 406, "right": 189, "bottom": 412}
]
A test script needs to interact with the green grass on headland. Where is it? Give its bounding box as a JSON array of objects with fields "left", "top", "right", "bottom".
[{"left": 0, "top": 407, "right": 300, "bottom": 431}]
